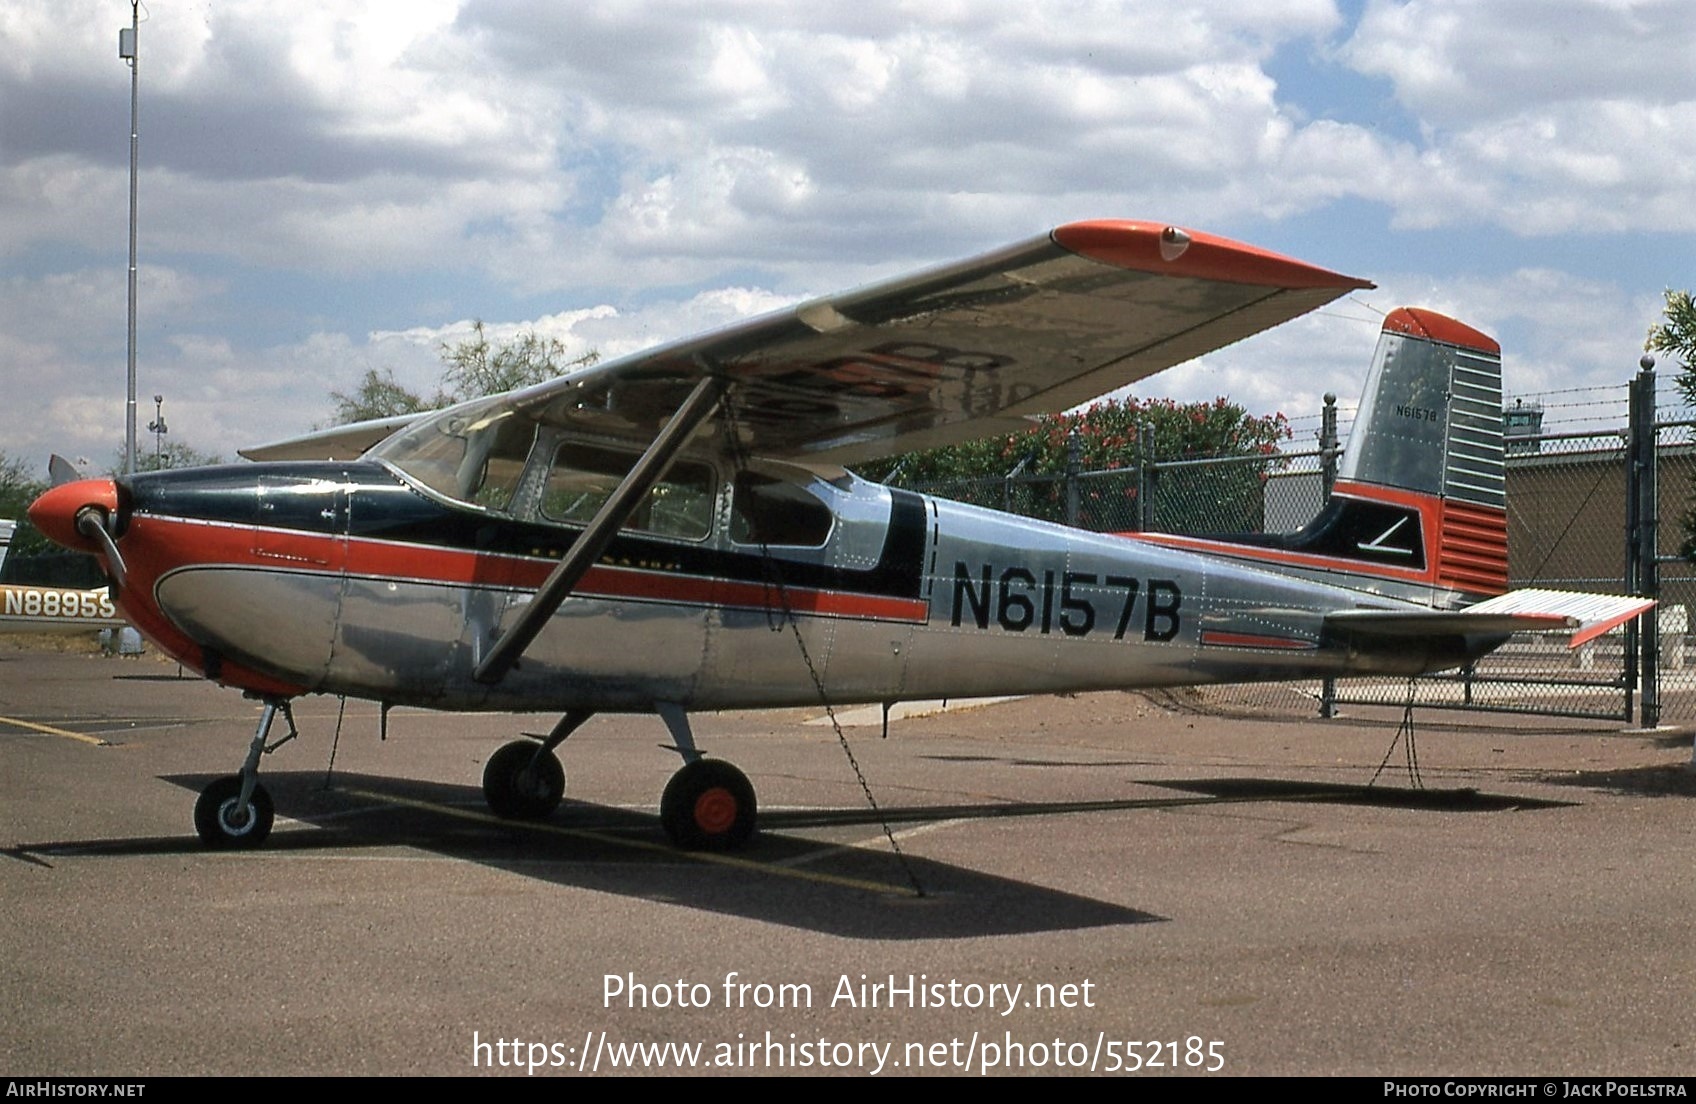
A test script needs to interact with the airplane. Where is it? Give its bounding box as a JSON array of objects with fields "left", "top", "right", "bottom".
[
  {"left": 26, "top": 219, "right": 1652, "bottom": 853},
  {"left": 0, "top": 518, "right": 124, "bottom": 633}
]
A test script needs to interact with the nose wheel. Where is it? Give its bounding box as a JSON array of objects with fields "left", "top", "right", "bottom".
[
  {"left": 660, "top": 759, "right": 756, "bottom": 851},
  {"left": 194, "top": 698, "right": 294, "bottom": 849}
]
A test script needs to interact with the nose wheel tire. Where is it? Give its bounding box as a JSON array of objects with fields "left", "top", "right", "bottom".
[
  {"left": 661, "top": 759, "right": 756, "bottom": 851},
  {"left": 194, "top": 775, "right": 274, "bottom": 849},
  {"left": 483, "top": 740, "right": 566, "bottom": 820}
]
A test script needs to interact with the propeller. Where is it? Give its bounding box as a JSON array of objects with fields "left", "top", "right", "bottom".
[
  {"left": 74, "top": 507, "right": 127, "bottom": 590},
  {"left": 29, "top": 476, "right": 129, "bottom": 591},
  {"left": 48, "top": 454, "right": 83, "bottom": 487}
]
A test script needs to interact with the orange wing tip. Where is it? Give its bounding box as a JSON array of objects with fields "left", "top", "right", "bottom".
[
  {"left": 1383, "top": 307, "right": 1500, "bottom": 356},
  {"left": 1052, "top": 220, "right": 1374, "bottom": 291}
]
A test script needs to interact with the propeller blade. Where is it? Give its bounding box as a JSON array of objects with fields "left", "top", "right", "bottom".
[
  {"left": 75, "top": 508, "right": 127, "bottom": 590},
  {"left": 48, "top": 454, "right": 81, "bottom": 487}
]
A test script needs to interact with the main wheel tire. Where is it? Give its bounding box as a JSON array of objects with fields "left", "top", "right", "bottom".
[
  {"left": 660, "top": 759, "right": 756, "bottom": 851},
  {"left": 194, "top": 775, "right": 274, "bottom": 849},
  {"left": 482, "top": 740, "right": 566, "bottom": 820}
]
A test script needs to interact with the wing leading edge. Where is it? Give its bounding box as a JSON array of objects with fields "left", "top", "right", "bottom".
[
  {"left": 240, "top": 221, "right": 1368, "bottom": 466},
  {"left": 490, "top": 220, "right": 1372, "bottom": 466}
]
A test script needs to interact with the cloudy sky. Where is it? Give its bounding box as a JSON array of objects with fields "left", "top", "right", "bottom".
[{"left": 2, "top": 0, "right": 1692, "bottom": 471}]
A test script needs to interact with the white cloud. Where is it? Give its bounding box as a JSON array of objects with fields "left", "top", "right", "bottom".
[
  {"left": 2, "top": 0, "right": 1693, "bottom": 477},
  {"left": 1339, "top": 0, "right": 1696, "bottom": 232}
]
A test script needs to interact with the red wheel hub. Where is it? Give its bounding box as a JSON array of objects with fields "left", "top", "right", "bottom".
[{"left": 693, "top": 787, "right": 738, "bottom": 834}]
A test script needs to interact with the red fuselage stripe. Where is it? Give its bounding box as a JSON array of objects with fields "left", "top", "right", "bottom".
[
  {"left": 133, "top": 515, "right": 929, "bottom": 625},
  {"left": 1199, "top": 631, "right": 1317, "bottom": 651}
]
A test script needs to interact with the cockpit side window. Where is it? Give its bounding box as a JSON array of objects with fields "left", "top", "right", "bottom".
[
  {"left": 730, "top": 471, "right": 833, "bottom": 547},
  {"left": 464, "top": 414, "right": 539, "bottom": 511},
  {"left": 541, "top": 441, "right": 715, "bottom": 541}
]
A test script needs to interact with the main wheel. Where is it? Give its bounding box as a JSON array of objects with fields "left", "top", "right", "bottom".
[
  {"left": 660, "top": 759, "right": 756, "bottom": 851},
  {"left": 194, "top": 775, "right": 274, "bottom": 849},
  {"left": 482, "top": 740, "right": 565, "bottom": 820}
]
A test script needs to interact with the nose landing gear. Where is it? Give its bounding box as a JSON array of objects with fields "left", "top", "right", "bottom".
[{"left": 194, "top": 699, "right": 296, "bottom": 848}]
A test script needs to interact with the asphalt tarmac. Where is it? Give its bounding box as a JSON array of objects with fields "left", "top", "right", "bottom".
[{"left": 4, "top": 646, "right": 1696, "bottom": 1077}]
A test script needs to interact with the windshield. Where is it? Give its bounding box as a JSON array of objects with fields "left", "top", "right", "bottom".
[{"left": 368, "top": 396, "right": 539, "bottom": 511}]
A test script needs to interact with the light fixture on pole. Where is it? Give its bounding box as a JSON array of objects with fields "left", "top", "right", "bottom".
[
  {"left": 120, "top": 2, "right": 140, "bottom": 475},
  {"left": 147, "top": 394, "right": 168, "bottom": 464}
]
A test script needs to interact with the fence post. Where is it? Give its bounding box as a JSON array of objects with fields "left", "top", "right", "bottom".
[
  {"left": 1319, "top": 391, "right": 1339, "bottom": 500},
  {"left": 1137, "top": 423, "right": 1154, "bottom": 531},
  {"left": 1319, "top": 392, "right": 1339, "bottom": 719},
  {"left": 1634, "top": 356, "right": 1661, "bottom": 728},
  {"left": 1065, "top": 428, "right": 1082, "bottom": 528}
]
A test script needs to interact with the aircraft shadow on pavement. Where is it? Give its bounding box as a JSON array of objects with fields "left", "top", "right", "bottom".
[
  {"left": 1149, "top": 777, "right": 1574, "bottom": 811},
  {"left": 1538, "top": 762, "right": 1696, "bottom": 798},
  {"left": 6, "top": 771, "right": 1163, "bottom": 940}
]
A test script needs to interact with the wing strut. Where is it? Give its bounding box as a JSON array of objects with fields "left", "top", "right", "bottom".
[{"left": 473, "top": 375, "right": 728, "bottom": 685}]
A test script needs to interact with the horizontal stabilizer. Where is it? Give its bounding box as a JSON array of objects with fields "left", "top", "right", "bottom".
[
  {"left": 1328, "top": 590, "right": 1654, "bottom": 649},
  {"left": 1462, "top": 589, "right": 1656, "bottom": 647}
]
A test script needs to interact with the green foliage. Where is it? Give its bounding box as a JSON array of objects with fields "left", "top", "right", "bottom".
[
  {"left": 853, "top": 394, "right": 1292, "bottom": 533},
  {"left": 116, "top": 440, "right": 224, "bottom": 474},
  {"left": 856, "top": 394, "right": 1291, "bottom": 482},
  {"left": 1649, "top": 289, "right": 1696, "bottom": 558},
  {"left": 331, "top": 368, "right": 439, "bottom": 424},
  {"left": 0, "top": 450, "right": 52, "bottom": 558},
  {"left": 440, "top": 320, "right": 599, "bottom": 400},
  {"left": 331, "top": 321, "right": 601, "bottom": 426},
  {"left": 1650, "top": 289, "right": 1696, "bottom": 401}
]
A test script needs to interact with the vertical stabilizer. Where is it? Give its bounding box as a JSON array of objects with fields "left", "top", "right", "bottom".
[
  {"left": 1127, "top": 307, "right": 1509, "bottom": 608},
  {"left": 1332, "top": 308, "right": 1508, "bottom": 601},
  {"left": 1340, "top": 308, "right": 1504, "bottom": 512}
]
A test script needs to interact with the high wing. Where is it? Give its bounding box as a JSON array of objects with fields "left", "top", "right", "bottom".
[
  {"left": 244, "top": 221, "right": 1368, "bottom": 466},
  {"left": 242, "top": 413, "right": 421, "bottom": 462},
  {"left": 411, "top": 220, "right": 1369, "bottom": 467}
]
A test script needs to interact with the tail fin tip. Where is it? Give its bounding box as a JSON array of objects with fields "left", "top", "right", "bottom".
[{"left": 1382, "top": 307, "right": 1500, "bottom": 357}]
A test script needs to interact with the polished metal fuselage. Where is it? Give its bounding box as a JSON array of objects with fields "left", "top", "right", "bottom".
[{"left": 124, "top": 448, "right": 1461, "bottom": 715}]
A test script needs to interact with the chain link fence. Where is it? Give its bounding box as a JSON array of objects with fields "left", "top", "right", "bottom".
[
  {"left": 899, "top": 386, "right": 1687, "bottom": 727},
  {"left": 896, "top": 448, "right": 1327, "bottom": 537},
  {"left": 1314, "top": 427, "right": 1639, "bottom": 721}
]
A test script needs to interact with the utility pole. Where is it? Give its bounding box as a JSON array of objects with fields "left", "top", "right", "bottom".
[{"left": 120, "top": 2, "right": 140, "bottom": 475}]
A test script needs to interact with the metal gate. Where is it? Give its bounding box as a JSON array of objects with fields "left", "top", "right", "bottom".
[{"left": 899, "top": 371, "right": 1679, "bottom": 725}]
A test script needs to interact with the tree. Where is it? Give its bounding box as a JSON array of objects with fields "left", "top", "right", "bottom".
[
  {"left": 857, "top": 395, "right": 1289, "bottom": 485},
  {"left": 439, "top": 320, "right": 599, "bottom": 399},
  {"left": 330, "top": 321, "right": 600, "bottom": 426},
  {"left": 114, "top": 440, "right": 223, "bottom": 474},
  {"left": 1648, "top": 289, "right": 1696, "bottom": 556},
  {"left": 330, "top": 367, "right": 438, "bottom": 424},
  {"left": 1650, "top": 288, "right": 1696, "bottom": 392},
  {"left": 853, "top": 394, "right": 1292, "bottom": 533},
  {"left": 0, "top": 450, "right": 52, "bottom": 559}
]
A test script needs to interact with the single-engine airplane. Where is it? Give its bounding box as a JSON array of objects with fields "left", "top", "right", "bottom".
[
  {"left": 28, "top": 220, "right": 1651, "bottom": 852},
  {"left": 0, "top": 519, "right": 123, "bottom": 632}
]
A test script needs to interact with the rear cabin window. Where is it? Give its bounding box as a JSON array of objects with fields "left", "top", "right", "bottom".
[
  {"left": 730, "top": 471, "right": 833, "bottom": 547},
  {"left": 540, "top": 442, "right": 716, "bottom": 541}
]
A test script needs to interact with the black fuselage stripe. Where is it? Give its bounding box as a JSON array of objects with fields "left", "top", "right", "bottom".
[{"left": 126, "top": 462, "right": 929, "bottom": 603}]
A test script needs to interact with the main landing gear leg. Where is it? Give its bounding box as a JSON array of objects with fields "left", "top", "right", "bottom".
[
  {"left": 655, "top": 702, "right": 756, "bottom": 852},
  {"left": 482, "top": 709, "right": 590, "bottom": 820},
  {"left": 194, "top": 699, "right": 296, "bottom": 849}
]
